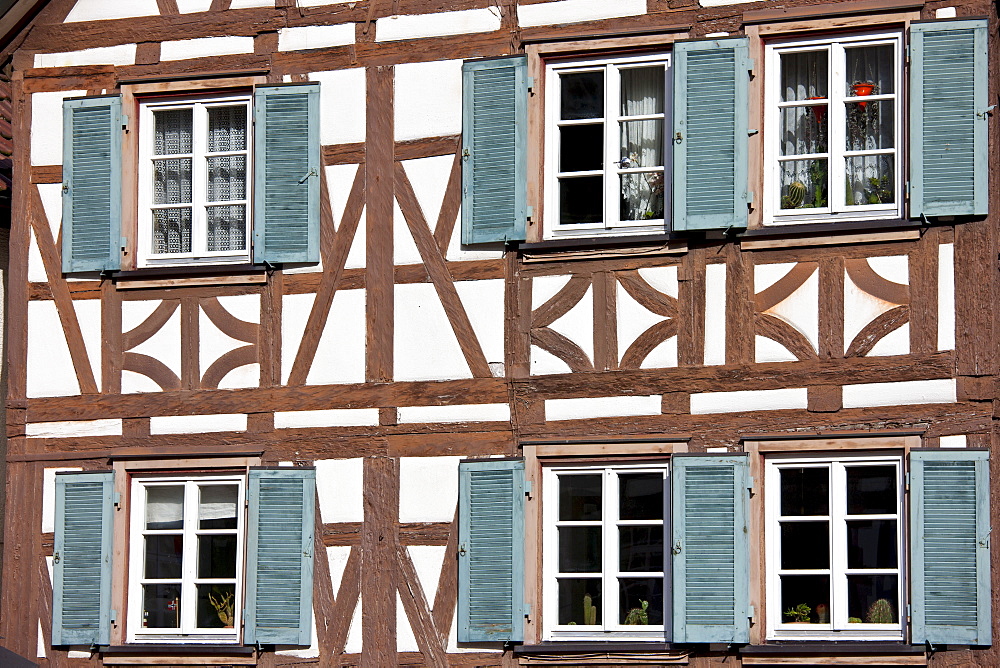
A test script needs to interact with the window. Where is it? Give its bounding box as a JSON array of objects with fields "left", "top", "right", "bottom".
[
  {"left": 765, "top": 33, "right": 903, "bottom": 225},
  {"left": 127, "top": 475, "right": 245, "bottom": 643},
  {"left": 138, "top": 96, "right": 252, "bottom": 267},
  {"left": 545, "top": 54, "right": 671, "bottom": 238},
  {"left": 542, "top": 464, "right": 668, "bottom": 638},
  {"left": 766, "top": 455, "right": 904, "bottom": 640}
]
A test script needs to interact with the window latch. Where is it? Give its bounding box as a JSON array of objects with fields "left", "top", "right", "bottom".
[
  {"left": 977, "top": 105, "right": 996, "bottom": 120},
  {"left": 458, "top": 543, "right": 467, "bottom": 557},
  {"left": 298, "top": 168, "right": 317, "bottom": 184},
  {"left": 53, "top": 551, "right": 60, "bottom": 564},
  {"left": 674, "top": 132, "right": 683, "bottom": 144},
  {"left": 671, "top": 539, "right": 682, "bottom": 555}
]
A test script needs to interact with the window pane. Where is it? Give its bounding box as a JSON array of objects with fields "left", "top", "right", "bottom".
[
  {"left": 153, "top": 208, "right": 193, "bottom": 254},
  {"left": 780, "top": 574, "right": 829, "bottom": 624},
  {"left": 560, "top": 71, "right": 604, "bottom": 120},
  {"left": 146, "top": 485, "right": 185, "bottom": 530},
  {"left": 206, "top": 205, "right": 247, "bottom": 252},
  {"left": 142, "top": 583, "right": 181, "bottom": 628},
  {"left": 154, "top": 109, "right": 193, "bottom": 155},
  {"left": 619, "top": 526, "right": 664, "bottom": 572},
  {"left": 208, "top": 105, "right": 247, "bottom": 152},
  {"left": 557, "top": 579, "right": 601, "bottom": 625},
  {"left": 200, "top": 485, "right": 239, "bottom": 529},
  {"left": 559, "top": 124, "right": 603, "bottom": 172},
  {"left": 779, "top": 467, "right": 829, "bottom": 516},
  {"left": 620, "top": 65, "right": 664, "bottom": 116},
  {"left": 144, "top": 535, "right": 183, "bottom": 579},
  {"left": 619, "top": 578, "right": 663, "bottom": 625},
  {"left": 845, "top": 45, "right": 894, "bottom": 96},
  {"left": 620, "top": 173, "right": 664, "bottom": 222},
  {"left": 153, "top": 158, "right": 192, "bottom": 205},
  {"left": 558, "top": 526, "right": 601, "bottom": 572},
  {"left": 779, "top": 159, "right": 828, "bottom": 210},
  {"left": 779, "top": 105, "right": 827, "bottom": 156},
  {"left": 847, "top": 519, "right": 897, "bottom": 569},
  {"left": 197, "top": 583, "right": 236, "bottom": 628},
  {"left": 198, "top": 534, "right": 238, "bottom": 578},
  {"left": 559, "top": 474, "right": 601, "bottom": 521},
  {"left": 847, "top": 575, "right": 898, "bottom": 624},
  {"left": 207, "top": 155, "right": 247, "bottom": 202},
  {"left": 559, "top": 176, "right": 603, "bottom": 225},
  {"left": 780, "top": 521, "right": 829, "bottom": 569},
  {"left": 619, "top": 473, "right": 663, "bottom": 520},
  {"left": 780, "top": 50, "right": 828, "bottom": 102},
  {"left": 846, "top": 100, "right": 894, "bottom": 151},
  {"left": 845, "top": 156, "right": 894, "bottom": 206},
  {"left": 620, "top": 119, "right": 663, "bottom": 168},
  {"left": 846, "top": 465, "right": 896, "bottom": 514}
]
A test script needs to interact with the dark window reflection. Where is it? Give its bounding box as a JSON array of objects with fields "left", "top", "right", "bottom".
[
  {"left": 198, "top": 534, "right": 238, "bottom": 578},
  {"left": 558, "top": 578, "right": 602, "bottom": 625},
  {"left": 847, "top": 520, "right": 897, "bottom": 569},
  {"left": 847, "top": 575, "right": 898, "bottom": 623},
  {"left": 780, "top": 574, "right": 830, "bottom": 624},
  {"left": 619, "top": 526, "right": 664, "bottom": 572},
  {"left": 846, "top": 466, "right": 896, "bottom": 515},
  {"left": 780, "top": 521, "right": 829, "bottom": 569},
  {"left": 619, "top": 578, "right": 663, "bottom": 625},
  {"left": 559, "top": 176, "right": 603, "bottom": 225},
  {"left": 619, "top": 473, "right": 663, "bottom": 520},
  {"left": 561, "top": 71, "right": 604, "bottom": 120},
  {"left": 143, "top": 584, "right": 182, "bottom": 628},
  {"left": 144, "top": 535, "right": 183, "bottom": 579},
  {"left": 558, "top": 526, "right": 601, "bottom": 573},
  {"left": 560, "top": 124, "right": 603, "bottom": 172},
  {"left": 559, "top": 475, "right": 602, "bottom": 521},
  {"left": 197, "top": 584, "right": 236, "bottom": 628},
  {"left": 780, "top": 467, "right": 829, "bottom": 516}
]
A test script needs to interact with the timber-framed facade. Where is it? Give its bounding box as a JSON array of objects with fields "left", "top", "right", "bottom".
[{"left": 1, "top": 0, "right": 999, "bottom": 666}]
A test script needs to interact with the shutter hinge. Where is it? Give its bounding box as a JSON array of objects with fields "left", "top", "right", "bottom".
[
  {"left": 977, "top": 105, "right": 996, "bottom": 120},
  {"left": 111, "top": 609, "right": 117, "bottom": 623},
  {"left": 458, "top": 542, "right": 467, "bottom": 557},
  {"left": 905, "top": 472, "right": 910, "bottom": 491},
  {"left": 979, "top": 527, "right": 992, "bottom": 548},
  {"left": 747, "top": 476, "right": 755, "bottom": 492},
  {"left": 526, "top": 205, "right": 534, "bottom": 222},
  {"left": 748, "top": 605, "right": 755, "bottom": 622},
  {"left": 906, "top": 604, "right": 911, "bottom": 621},
  {"left": 747, "top": 129, "right": 759, "bottom": 136},
  {"left": 905, "top": 44, "right": 910, "bottom": 62},
  {"left": 113, "top": 491, "right": 122, "bottom": 508},
  {"left": 523, "top": 480, "right": 533, "bottom": 498},
  {"left": 53, "top": 551, "right": 60, "bottom": 564},
  {"left": 527, "top": 76, "right": 534, "bottom": 93},
  {"left": 121, "top": 114, "right": 129, "bottom": 131},
  {"left": 462, "top": 147, "right": 470, "bottom": 160},
  {"left": 524, "top": 603, "right": 532, "bottom": 619},
  {"left": 745, "top": 57, "right": 755, "bottom": 75},
  {"left": 905, "top": 181, "right": 910, "bottom": 198},
  {"left": 121, "top": 236, "right": 128, "bottom": 252}
]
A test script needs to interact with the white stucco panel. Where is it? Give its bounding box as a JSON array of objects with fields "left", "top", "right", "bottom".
[
  {"left": 124, "top": 303, "right": 181, "bottom": 393},
  {"left": 867, "top": 322, "right": 909, "bottom": 357},
  {"left": 397, "top": 404, "right": 510, "bottom": 424},
  {"left": 456, "top": 279, "right": 505, "bottom": 367},
  {"left": 395, "top": 282, "right": 472, "bottom": 381},
  {"left": 42, "top": 467, "right": 83, "bottom": 533},
  {"left": 641, "top": 336, "right": 678, "bottom": 369},
  {"left": 344, "top": 598, "right": 362, "bottom": 654},
  {"left": 275, "top": 408, "right": 380, "bottom": 429},
  {"left": 316, "top": 458, "right": 364, "bottom": 523},
  {"left": 28, "top": 231, "right": 47, "bottom": 283},
  {"left": 327, "top": 545, "right": 353, "bottom": 593},
  {"left": 397, "top": 592, "right": 419, "bottom": 651},
  {"left": 230, "top": 0, "right": 275, "bottom": 7},
  {"left": 38, "top": 183, "right": 63, "bottom": 238},
  {"left": 938, "top": 243, "right": 954, "bottom": 351},
  {"left": 346, "top": 206, "right": 368, "bottom": 269},
  {"left": 376, "top": 7, "right": 501, "bottom": 42},
  {"left": 637, "top": 265, "right": 679, "bottom": 299},
  {"left": 394, "top": 59, "right": 462, "bottom": 141},
  {"left": 326, "top": 163, "right": 361, "bottom": 233},
  {"left": 176, "top": 0, "right": 213, "bottom": 12},
  {"left": 27, "top": 301, "right": 78, "bottom": 397},
  {"left": 843, "top": 379, "right": 956, "bottom": 408},
  {"left": 546, "top": 395, "right": 661, "bottom": 421},
  {"left": 704, "top": 263, "right": 726, "bottom": 365},
  {"left": 531, "top": 344, "right": 572, "bottom": 376},
  {"left": 35, "top": 44, "right": 136, "bottom": 68},
  {"left": 408, "top": 545, "right": 447, "bottom": 603},
  {"left": 200, "top": 294, "right": 259, "bottom": 389},
  {"left": 402, "top": 155, "right": 453, "bottom": 234},
  {"left": 866, "top": 254, "right": 909, "bottom": 285},
  {"left": 150, "top": 413, "right": 248, "bottom": 434},
  {"left": 532, "top": 274, "right": 572, "bottom": 310},
  {"left": 32, "top": 90, "right": 85, "bottom": 167},
  {"left": 691, "top": 388, "right": 808, "bottom": 414},
  {"left": 755, "top": 335, "right": 798, "bottom": 364},
  {"left": 65, "top": 0, "right": 158, "bottom": 22},
  {"left": 844, "top": 263, "right": 906, "bottom": 356},
  {"left": 617, "top": 281, "right": 669, "bottom": 366},
  {"left": 307, "top": 288, "right": 367, "bottom": 386},
  {"left": 282, "top": 293, "right": 311, "bottom": 384},
  {"left": 940, "top": 434, "right": 967, "bottom": 448},
  {"left": 399, "top": 456, "right": 460, "bottom": 522},
  {"left": 518, "top": 0, "right": 646, "bottom": 27},
  {"left": 312, "top": 69, "right": 366, "bottom": 145},
  {"left": 160, "top": 36, "right": 255, "bottom": 62},
  {"left": 547, "top": 285, "right": 594, "bottom": 364},
  {"left": 280, "top": 24, "right": 355, "bottom": 51},
  {"left": 394, "top": 200, "right": 423, "bottom": 266}
]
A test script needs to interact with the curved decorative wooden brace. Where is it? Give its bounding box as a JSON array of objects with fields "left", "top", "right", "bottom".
[
  {"left": 201, "top": 345, "right": 258, "bottom": 389},
  {"left": 201, "top": 297, "right": 259, "bottom": 344},
  {"left": 845, "top": 257, "right": 910, "bottom": 305},
  {"left": 531, "top": 327, "right": 594, "bottom": 372},
  {"left": 122, "top": 352, "right": 181, "bottom": 391},
  {"left": 616, "top": 270, "right": 679, "bottom": 318},
  {"left": 846, "top": 305, "right": 910, "bottom": 358},
  {"left": 755, "top": 313, "right": 819, "bottom": 361},
  {"left": 620, "top": 320, "right": 679, "bottom": 370},
  {"left": 122, "top": 300, "right": 179, "bottom": 351},
  {"left": 531, "top": 274, "right": 591, "bottom": 328},
  {"left": 754, "top": 262, "right": 818, "bottom": 312}
]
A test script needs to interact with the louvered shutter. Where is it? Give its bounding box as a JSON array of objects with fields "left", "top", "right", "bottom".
[
  {"left": 671, "top": 455, "right": 750, "bottom": 643},
  {"left": 62, "top": 97, "right": 122, "bottom": 273},
  {"left": 910, "top": 450, "right": 990, "bottom": 645},
  {"left": 457, "top": 459, "right": 525, "bottom": 642},
  {"left": 253, "top": 84, "right": 320, "bottom": 264},
  {"left": 52, "top": 471, "right": 114, "bottom": 646},
  {"left": 461, "top": 56, "right": 528, "bottom": 244},
  {"left": 672, "top": 38, "right": 751, "bottom": 231},
  {"left": 245, "top": 468, "right": 316, "bottom": 645},
  {"left": 910, "top": 20, "right": 988, "bottom": 218}
]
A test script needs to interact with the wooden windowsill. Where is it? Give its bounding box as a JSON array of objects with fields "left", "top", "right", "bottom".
[
  {"left": 739, "top": 219, "right": 925, "bottom": 250},
  {"left": 111, "top": 263, "right": 269, "bottom": 289},
  {"left": 517, "top": 233, "right": 688, "bottom": 263}
]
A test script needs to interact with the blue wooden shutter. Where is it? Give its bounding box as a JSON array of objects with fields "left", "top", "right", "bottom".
[
  {"left": 62, "top": 97, "right": 122, "bottom": 273},
  {"left": 671, "top": 455, "right": 750, "bottom": 643},
  {"left": 52, "top": 471, "right": 114, "bottom": 646},
  {"left": 245, "top": 468, "right": 316, "bottom": 645},
  {"left": 910, "top": 20, "right": 988, "bottom": 218},
  {"left": 672, "top": 38, "right": 751, "bottom": 231},
  {"left": 253, "top": 84, "right": 320, "bottom": 264},
  {"left": 910, "top": 450, "right": 991, "bottom": 645},
  {"left": 461, "top": 56, "right": 528, "bottom": 244},
  {"left": 457, "top": 459, "right": 525, "bottom": 642}
]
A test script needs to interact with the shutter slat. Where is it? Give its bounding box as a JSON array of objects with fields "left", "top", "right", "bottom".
[
  {"left": 244, "top": 468, "right": 316, "bottom": 645},
  {"left": 253, "top": 84, "right": 320, "bottom": 264},
  {"left": 461, "top": 57, "right": 528, "bottom": 244},
  {"left": 910, "top": 20, "right": 987, "bottom": 217},
  {"left": 457, "top": 459, "right": 525, "bottom": 642}
]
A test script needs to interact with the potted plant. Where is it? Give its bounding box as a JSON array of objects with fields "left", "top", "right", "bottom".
[
  {"left": 866, "top": 598, "right": 894, "bottom": 624},
  {"left": 783, "top": 602, "right": 812, "bottom": 623},
  {"left": 208, "top": 589, "right": 235, "bottom": 628},
  {"left": 624, "top": 599, "right": 649, "bottom": 625}
]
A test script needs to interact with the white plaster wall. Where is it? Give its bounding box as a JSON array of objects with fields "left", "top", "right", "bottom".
[
  {"left": 547, "top": 285, "right": 594, "bottom": 364},
  {"left": 545, "top": 395, "right": 661, "bottom": 421},
  {"left": 27, "top": 301, "right": 78, "bottom": 397},
  {"left": 38, "top": 183, "right": 62, "bottom": 238},
  {"left": 395, "top": 282, "right": 472, "bottom": 381},
  {"left": 617, "top": 282, "right": 674, "bottom": 368},
  {"left": 346, "top": 207, "right": 368, "bottom": 269},
  {"left": 395, "top": 60, "right": 462, "bottom": 141},
  {"left": 32, "top": 90, "right": 86, "bottom": 166},
  {"left": 327, "top": 545, "right": 353, "bottom": 593},
  {"left": 65, "top": 0, "right": 158, "bottom": 22},
  {"left": 312, "top": 69, "right": 366, "bottom": 145},
  {"left": 940, "top": 434, "right": 967, "bottom": 448},
  {"left": 456, "top": 279, "right": 505, "bottom": 366},
  {"left": 275, "top": 408, "right": 380, "bottom": 428},
  {"left": 345, "top": 598, "right": 363, "bottom": 654},
  {"left": 279, "top": 24, "right": 355, "bottom": 51},
  {"left": 397, "top": 593, "right": 419, "bottom": 651},
  {"left": 408, "top": 545, "right": 446, "bottom": 600},
  {"left": 160, "top": 36, "right": 255, "bottom": 62},
  {"left": 27, "top": 419, "right": 122, "bottom": 439},
  {"left": 938, "top": 243, "right": 955, "bottom": 351},
  {"left": 123, "top": 303, "right": 181, "bottom": 394},
  {"left": 230, "top": 0, "right": 275, "bottom": 7},
  {"left": 867, "top": 323, "right": 909, "bottom": 357},
  {"left": 314, "top": 289, "right": 367, "bottom": 385},
  {"left": 691, "top": 388, "right": 808, "bottom": 414},
  {"left": 35, "top": 44, "right": 136, "bottom": 68},
  {"left": 399, "top": 456, "right": 460, "bottom": 522},
  {"left": 755, "top": 335, "right": 797, "bottom": 363},
  {"left": 842, "top": 379, "right": 956, "bottom": 408},
  {"left": 637, "top": 266, "right": 679, "bottom": 298},
  {"left": 200, "top": 294, "right": 260, "bottom": 390},
  {"left": 149, "top": 413, "right": 248, "bottom": 434},
  {"left": 42, "top": 467, "right": 83, "bottom": 533},
  {"left": 641, "top": 337, "right": 678, "bottom": 369},
  {"left": 755, "top": 264, "right": 818, "bottom": 360},
  {"left": 936, "top": 7, "right": 957, "bottom": 18},
  {"left": 397, "top": 404, "right": 510, "bottom": 424},
  {"left": 704, "top": 263, "right": 726, "bottom": 365},
  {"left": 867, "top": 254, "right": 908, "bottom": 285},
  {"left": 518, "top": 0, "right": 646, "bottom": 27},
  {"left": 403, "top": 155, "right": 452, "bottom": 235},
  {"left": 316, "top": 458, "right": 364, "bottom": 523},
  {"left": 394, "top": 200, "right": 423, "bottom": 265},
  {"left": 28, "top": 231, "right": 48, "bottom": 283},
  {"left": 76, "top": 300, "right": 102, "bottom": 391},
  {"left": 376, "top": 8, "right": 501, "bottom": 42},
  {"left": 176, "top": 0, "right": 213, "bottom": 12},
  {"left": 531, "top": 345, "right": 572, "bottom": 375},
  {"left": 532, "top": 274, "right": 572, "bottom": 309},
  {"left": 844, "top": 263, "right": 907, "bottom": 356}
]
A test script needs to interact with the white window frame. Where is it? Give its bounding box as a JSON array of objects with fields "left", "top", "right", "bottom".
[
  {"left": 542, "top": 463, "right": 669, "bottom": 640},
  {"left": 127, "top": 474, "right": 246, "bottom": 644},
  {"left": 763, "top": 32, "right": 903, "bottom": 226},
  {"left": 137, "top": 94, "right": 252, "bottom": 268},
  {"left": 764, "top": 454, "right": 905, "bottom": 641},
  {"left": 544, "top": 52, "right": 672, "bottom": 240}
]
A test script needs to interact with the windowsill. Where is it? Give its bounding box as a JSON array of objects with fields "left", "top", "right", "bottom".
[
  {"left": 739, "top": 218, "right": 923, "bottom": 250},
  {"left": 111, "top": 263, "right": 269, "bottom": 289},
  {"left": 101, "top": 645, "right": 254, "bottom": 655},
  {"left": 517, "top": 233, "right": 688, "bottom": 262},
  {"left": 742, "top": 642, "right": 924, "bottom": 654},
  {"left": 515, "top": 641, "right": 679, "bottom": 652}
]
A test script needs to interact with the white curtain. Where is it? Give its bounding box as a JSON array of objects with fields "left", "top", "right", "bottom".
[{"left": 619, "top": 67, "right": 664, "bottom": 221}]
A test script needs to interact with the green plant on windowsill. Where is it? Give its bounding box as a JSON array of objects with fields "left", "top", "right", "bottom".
[
  {"left": 863, "top": 174, "right": 893, "bottom": 204},
  {"left": 866, "top": 598, "right": 894, "bottom": 624},
  {"left": 208, "top": 589, "right": 235, "bottom": 628},
  {"left": 848, "top": 617, "right": 863, "bottom": 623},
  {"left": 783, "top": 602, "right": 812, "bottom": 623},
  {"left": 624, "top": 599, "right": 649, "bottom": 625},
  {"left": 566, "top": 592, "right": 598, "bottom": 626}
]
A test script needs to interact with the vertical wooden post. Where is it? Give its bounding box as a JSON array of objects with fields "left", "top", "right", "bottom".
[{"left": 361, "top": 453, "right": 399, "bottom": 667}]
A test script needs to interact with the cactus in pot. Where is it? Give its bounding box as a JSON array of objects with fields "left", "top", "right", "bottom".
[
  {"left": 866, "top": 598, "right": 894, "bottom": 624},
  {"left": 583, "top": 593, "right": 597, "bottom": 626}
]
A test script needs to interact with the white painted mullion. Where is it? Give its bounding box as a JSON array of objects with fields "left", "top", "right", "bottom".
[
  {"left": 603, "top": 64, "right": 616, "bottom": 229},
  {"left": 829, "top": 43, "right": 846, "bottom": 215},
  {"left": 831, "top": 462, "right": 848, "bottom": 629},
  {"left": 180, "top": 480, "right": 198, "bottom": 633},
  {"left": 191, "top": 104, "right": 208, "bottom": 257},
  {"left": 603, "top": 467, "right": 617, "bottom": 630}
]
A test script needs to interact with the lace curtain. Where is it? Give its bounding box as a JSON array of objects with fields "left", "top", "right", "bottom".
[{"left": 619, "top": 66, "right": 664, "bottom": 221}]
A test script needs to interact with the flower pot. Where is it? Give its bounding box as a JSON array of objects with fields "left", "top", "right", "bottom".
[
  {"left": 852, "top": 82, "right": 875, "bottom": 108},
  {"left": 807, "top": 96, "right": 826, "bottom": 123}
]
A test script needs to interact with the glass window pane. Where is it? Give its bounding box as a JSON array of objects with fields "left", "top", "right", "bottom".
[
  {"left": 780, "top": 574, "right": 830, "bottom": 624},
  {"left": 619, "top": 473, "right": 663, "bottom": 520},
  {"left": 618, "top": 578, "right": 663, "bottom": 625},
  {"left": 146, "top": 485, "right": 185, "bottom": 530},
  {"left": 558, "top": 526, "right": 601, "bottom": 573},
  {"left": 144, "top": 535, "right": 183, "bottom": 579},
  {"left": 847, "top": 519, "right": 897, "bottom": 569},
  {"left": 779, "top": 105, "right": 827, "bottom": 156},
  {"left": 620, "top": 173, "right": 664, "bottom": 222},
  {"left": 560, "top": 71, "right": 604, "bottom": 120},
  {"left": 557, "top": 578, "right": 601, "bottom": 625},
  {"left": 197, "top": 584, "right": 236, "bottom": 628},
  {"left": 152, "top": 208, "right": 193, "bottom": 254},
  {"left": 847, "top": 575, "right": 898, "bottom": 624},
  {"left": 780, "top": 50, "right": 828, "bottom": 102},
  {"left": 846, "top": 100, "right": 894, "bottom": 151},
  {"left": 779, "top": 467, "right": 829, "bottom": 516},
  {"left": 846, "top": 465, "right": 896, "bottom": 515},
  {"left": 559, "top": 474, "right": 601, "bottom": 521},
  {"left": 207, "top": 105, "right": 247, "bottom": 152},
  {"left": 845, "top": 156, "right": 894, "bottom": 206},
  {"left": 779, "top": 159, "right": 828, "bottom": 210},
  {"left": 206, "top": 205, "right": 247, "bottom": 252},
  {"left": 846, "top": 45, "right": 894, "bottom": 96},
  {"left": 207, "top": 155, "right": 246, "bottom": 202},
  {"left": 620, "top": 65, "right": 664, "bottom": 116},
  {"left": 780, "top": 521, "right": 829, "bottom": 569},
  {"left": 559, "top": 124, "right": 603, "bottom": 172},
  {"left": 559, "top": 176, "right": 603, "bottom": 225},
  {"left": 620, "top": 119, "right": 663, "bottom": 168},
  {"left": 153, "top": 158, "right": 192, "bottom": 205},
  {"left": 198, "top": 534, "right": 238, "bottom": 578},
  {"left": 199, "top": 484, "right": 238, "bottom": 529},
  {"left": 619, "top": 526, "right": 663, "bottom": 572},
  {"left": 154, "top": 109, "right": 192, "bottom": 155},
  {"left": 142, "top": 583, "right": 181, "bottom": 628}
]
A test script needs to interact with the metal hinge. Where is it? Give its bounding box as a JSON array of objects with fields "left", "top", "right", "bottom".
[
  {"left": 977, "top": 105, "right": 997, "bottom": 120},
  {"left": 524, "top": 603, "right": 532, "bottom": 618},
  {"left": 111, "top": 609, "right": 117, "bottom": 623},
  {"left": 749, "top": 605, "right": 755, "bottom": 622},
  {"left": 526, "top": 205, "right": 534, "bottom": 221},
  {"left": 747, "top": 476, "right": 755, "bottom": 492},
  {"left": 527, "top": 76, "right": 534, "bottom": 93},
  {"left": 113, "top": 491, "right": 122, "bottom": 508},
  {"left": 905, "top": 472, "right": 910, "bottom": 491},
  {"left": 523, "top": 480, "right": 533, "bottom": 497}
]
